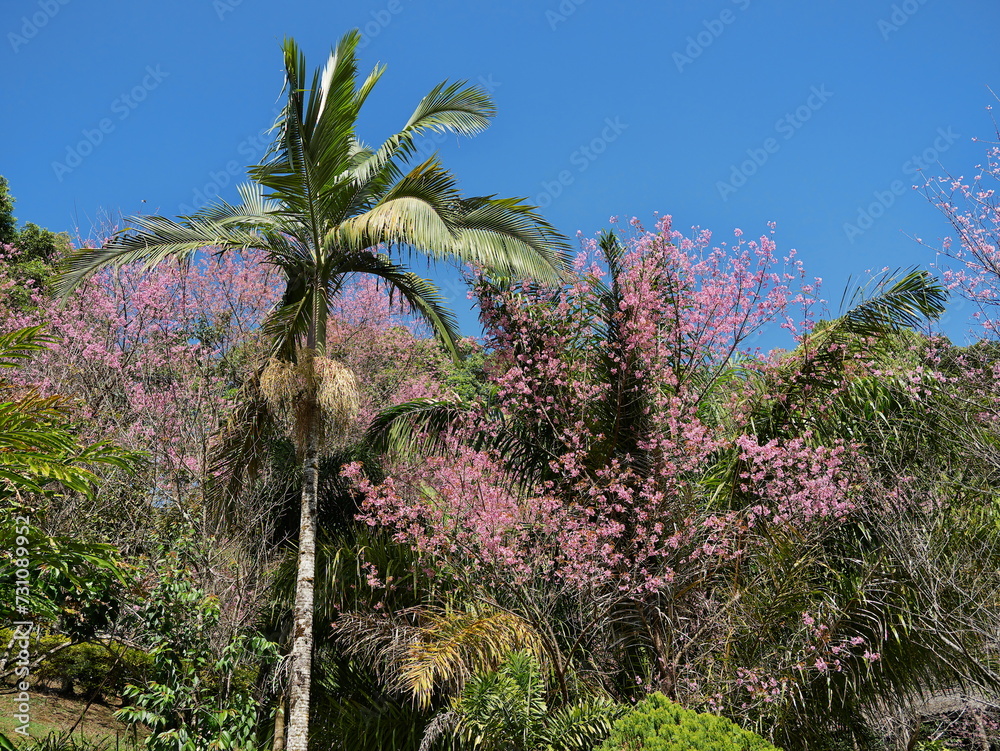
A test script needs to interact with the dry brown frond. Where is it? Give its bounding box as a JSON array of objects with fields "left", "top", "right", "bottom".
[
  {"left": 333, "top": 605, "right": 546, "bottom": 710},
  {"left": 260, "top": 358, "right": 303, "bottom": 410}
]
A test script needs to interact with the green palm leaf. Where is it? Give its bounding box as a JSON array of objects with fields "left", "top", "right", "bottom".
[{"left": 837, "top": 267, "right": 947, "bottom": 337}]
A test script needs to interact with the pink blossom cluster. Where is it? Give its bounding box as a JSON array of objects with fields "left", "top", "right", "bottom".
[
  {"left": 349, "top": 215, "right": 859, "bottom": 599},
  {"left": 924, "top": 134, "right": 1000, "bottom": 335},
  {"left": 0, "top": 244, "right": 280, "bottom": 499},
  {"left": 799, "top": 613, "right": 880, "bottom": 675},
  {"left": 734, "top": 435, "right": 853, "bottom": 523},
  {"left": 735, "top": 667, "right": 789, "bottom": 706}
]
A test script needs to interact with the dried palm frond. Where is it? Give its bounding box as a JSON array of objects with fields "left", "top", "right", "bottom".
[
  {"left": 314, "top": 356, "right": 361, "bottom": 434},
  {"left": 260, "top": 351, "right": 361, "bottom": 446},
  {"left": 334, "top": 604, "right": 547, "bottom": 710},
  {"left": 401, "top": 607, "right": 546, "bottom": 710},
  {"left": 260, "top": 357, "right": 302, "bottom": 408}
]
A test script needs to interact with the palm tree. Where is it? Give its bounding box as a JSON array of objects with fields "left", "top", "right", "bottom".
[
  {"left": 419, "top": 651, "right": 624, "bottom": 751},
  {"left": 56, "top": 30, "right": 569, "bottom": 751}
]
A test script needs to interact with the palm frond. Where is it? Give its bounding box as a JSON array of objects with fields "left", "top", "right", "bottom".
[
  {"left": 54, "top": 214, "right": 284, "bottom": 298},
  {"left": 365, "top": 398, "right": 473, "bottom": 457},
  {"left": 542, "top": 699, "right": 627, "bottom": 751},
  {"left": 252, "top": 36, "right": 360, "bottom": 235},
  {"left": 449, "top": 196, "right": 571, "bottom": 285},
  {"left": 400, "top": 608, "right": 546, "bottom": 710},
  {"left": 333, "top": 158, "right": 463, "bottom": 252},
  {"left": 204, "top": 369, "right": 279, "bottom": 526},
  {"left": 0, "top": 326, "right": 52, "bottom": 367},
  {"left": 334, "top": 605, "right": 546, "bottom": 711},
  {"left": 836, "top": 267, "right": 947, "bottom": 338},
  {"left": 330, "top": 253, "right": 462, "bottom": 360},
  {"left": 353, "top": 78, "right": 496, "bottom": 189},
  {"left": 312, "top": 651, "right": 428, "bottom": 751},
  {"left": 742, "top": 269, "right": 948, "bottom": 441},
  {"left": 403, "top": 80, "right": 495, "bottom": 138},
  {"left": 189, "top": 181, "right": 283, "bottom": 223}
]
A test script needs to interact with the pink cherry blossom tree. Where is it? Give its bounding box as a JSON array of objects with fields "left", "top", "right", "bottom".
[
  {"left": 0, "top": 242, "right": 280, "bottom": 518},
  {"left": 343, "top": 214, "right": 983, "bottom": 750}
]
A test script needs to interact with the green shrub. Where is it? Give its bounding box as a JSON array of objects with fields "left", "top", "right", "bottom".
[
  {"left": 114, "top": 535, "right": 277, "bottom": 751},
  {"left": 1, "top": 629, "right": 150, "bottom": 701},
  {"left": 426, "top": 651, "right": 625, "bottom": 751},
  {"left": 36, "top": 641, "right": 150, "bottom": 701},
  {"left": 597, "top": 693, "right": 782, "bottom": 751}
]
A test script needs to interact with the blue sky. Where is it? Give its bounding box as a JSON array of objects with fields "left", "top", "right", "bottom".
[{"left": 3, "top": 0, "right": 999, "bottom": 346}]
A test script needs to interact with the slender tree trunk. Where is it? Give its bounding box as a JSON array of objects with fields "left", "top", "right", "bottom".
[
  {"left": 286, "top": 409, "right": 320, "bottom": 751},
  {"left": 272, "top": 695, "right": 286, "bottom": 751}
]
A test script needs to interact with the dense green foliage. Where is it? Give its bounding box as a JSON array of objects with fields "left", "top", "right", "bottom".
[
  {"left": 0, "top": 176, "right": 68, "bottom": 310},
  {"left": 423, "top": 651, "right": 625, "bottom": 751},
  {"left": 0, "top": 177, "right": 17, "bottom": 245},
  {"left": 115, "top": 535, "right": 277, "bottom": 751},
  {"left": 596, "top": 694, "right": 781, "bottom": 751}
]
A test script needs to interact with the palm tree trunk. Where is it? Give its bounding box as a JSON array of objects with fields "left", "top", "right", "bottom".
[
  {"left": 272, "top": 695, "right": 286, "bottom": 751},
  {"left": 286, "top": 416, "right": 320, "bottom": 751}
]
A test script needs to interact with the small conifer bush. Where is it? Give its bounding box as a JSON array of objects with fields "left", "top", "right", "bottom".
[{"left": 597, "top": 693, "right": 782, "bottom": 751}]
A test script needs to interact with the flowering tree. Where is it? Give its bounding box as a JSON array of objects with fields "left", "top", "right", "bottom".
[
  {"left": 352, "top": 217, "right": 833, "bottom": 670},
  {"left": 0, "top": 241, "right": 279, "bottom": 526},
  {"left": 899, "top": 108, "right": 1000, "bottom": 747},
  {"left": 0, "top": 325, "right": 144, "bottom": 682},
  {"left": 344, "top": 215, "right": 987, "bottom": 749},
  {"left": 328, "top": 275, "right": 452, "bottom": 440},
  {"left": 917, "top": 105, "right": 1000, "bottom": 488},
  {"left": 922, "top": 106, "right": 1000, "bottom": 337}
]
